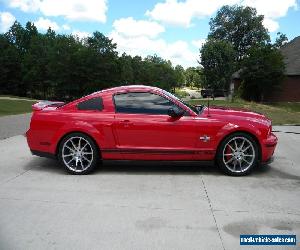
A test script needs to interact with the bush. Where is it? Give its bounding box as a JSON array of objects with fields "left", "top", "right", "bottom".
[{"left": 240, "top": 45, "right": 285, "bottom": 102}]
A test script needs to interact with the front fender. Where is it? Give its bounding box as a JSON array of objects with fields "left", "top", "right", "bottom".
[{"left": 215, "top": 122, "right": 263, "bottom": 147}]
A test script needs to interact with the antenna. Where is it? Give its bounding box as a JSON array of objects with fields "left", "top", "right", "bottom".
[{"left": 207, "top": 90, "right": 211, "bottom": 117}]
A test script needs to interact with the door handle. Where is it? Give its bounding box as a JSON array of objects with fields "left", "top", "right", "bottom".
[{"left": 120, "top": 120, "right": 132, "bottom": 127}]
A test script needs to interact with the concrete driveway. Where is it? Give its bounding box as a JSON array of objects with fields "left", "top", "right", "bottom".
[
  {"left": 182, "top": 87, "right": 202, "bottom": 99},
  {"left": 182, "top": 87, "right": 226, "bottom": 101},
  {"left": 0, "top": 113, "right": 31, "bottom": 139},
  {"left": 0, "top": 115, "right": 299, "bottom": 250}
]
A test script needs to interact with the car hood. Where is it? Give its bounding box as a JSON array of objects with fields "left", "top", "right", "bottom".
[{"left": 200, "top": 105, "right": 270, "bottom": 125}]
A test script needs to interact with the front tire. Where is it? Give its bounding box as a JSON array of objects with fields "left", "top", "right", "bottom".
[
  {"left": 58, "top": 133, "right": 100, "bottom": 174},
  {"left": 216, "top": 132, "right": 259, "bottom": 176}
]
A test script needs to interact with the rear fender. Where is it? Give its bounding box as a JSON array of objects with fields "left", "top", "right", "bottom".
[{"left": 49, "top": 121, "right": 104, "bottom": 154}]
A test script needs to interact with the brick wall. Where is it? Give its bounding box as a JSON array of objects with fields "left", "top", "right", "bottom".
[
  {"left": 265, "top": 75, "right": 300, "bottom": 102},
  {"left": 233, "top": 76, "right": 300, "bottom": 102}
]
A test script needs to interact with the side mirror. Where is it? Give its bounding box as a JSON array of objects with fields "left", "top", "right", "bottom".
[{"left": 168, "top": 107, "right": 184, "bottom": 118}]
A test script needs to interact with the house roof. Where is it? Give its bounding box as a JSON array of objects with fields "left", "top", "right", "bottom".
[{"left": 281, "top": 36, "right": 300, "bottom": 76}]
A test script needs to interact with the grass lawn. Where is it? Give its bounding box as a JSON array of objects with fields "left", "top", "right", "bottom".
[
  {"left": 174, "top": 88, "right": 189, "bottom": 98},
  {"left": 0, "top": 95, "right": 37, "bottom": 100},
  {"left": 0, "top": 99, "right": 36, "bottom": 116},
  {"left": 188, "top": 99, "right": 300, "bottom": 125}
]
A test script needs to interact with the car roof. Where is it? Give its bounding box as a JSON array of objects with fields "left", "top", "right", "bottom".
[
  {"left": 70, "top": 85, "right": 164, "bottom": 104},
  {"left": 93, "top": 85, "right": 163, "bottom": 95}
]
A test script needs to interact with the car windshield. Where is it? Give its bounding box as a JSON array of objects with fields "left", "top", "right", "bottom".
[{"left": 162, "top": 90, "right": 203, "bottom": 114}]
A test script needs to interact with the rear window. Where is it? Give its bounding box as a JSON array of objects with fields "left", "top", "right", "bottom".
[{"left": 77, "top": 97, "right": 103, "bottom": 111}]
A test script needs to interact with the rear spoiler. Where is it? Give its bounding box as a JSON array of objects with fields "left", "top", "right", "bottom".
[{"left": 32, "top": 101, "right": 65, "bottom": 111}]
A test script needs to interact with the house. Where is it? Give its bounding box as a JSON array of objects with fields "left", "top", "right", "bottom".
[
  {"left": 231, "top": 36, "right": 300, "bottom": 102},
  {"left": 267, "top": 36, "right": 300, "bottom": 102}
]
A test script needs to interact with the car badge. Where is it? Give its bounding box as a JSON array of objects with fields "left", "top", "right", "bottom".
[{"left": 200, "top": 135, "right": 210, "bottom": 142}]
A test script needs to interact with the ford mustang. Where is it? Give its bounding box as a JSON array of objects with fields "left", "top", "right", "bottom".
[{"left": 26, "top": 85, "right": 277, "bottom": 176}]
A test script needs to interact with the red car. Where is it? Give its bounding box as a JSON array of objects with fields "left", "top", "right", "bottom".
[{"left": 26, "top": 85, "right": 277, "bottom": 176}]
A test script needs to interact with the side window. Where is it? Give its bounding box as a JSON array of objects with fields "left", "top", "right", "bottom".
[
  {"left": 114, "top": 92, "right": 183, "bottom": 115},
  {"left": 77, "top": 97, "right": 103, "bottom": 111}
]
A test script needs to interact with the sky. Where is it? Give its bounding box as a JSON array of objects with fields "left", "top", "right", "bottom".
[{"left": 0, "top": 0, "right": 299, "bottom": 68}]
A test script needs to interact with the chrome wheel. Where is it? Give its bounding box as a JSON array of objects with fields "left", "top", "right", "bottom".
[
  {"left": 62, "top": 136, "right": 94, "bottom": 173},
  {"left": 222, "top": 136, "right": 255, "bottom": 173}
]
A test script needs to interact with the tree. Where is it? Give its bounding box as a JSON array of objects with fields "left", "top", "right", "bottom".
[
  {"left": 185, "top": 67, "right": 202, "bottom": 88},
  {"left": 85, "top": 31, "right": 120, "bottom": 90},
  {"left": 4, "top": 21, "right": 39, "bottom": 96},
  {"left": 0, "top": 34, "right": 22, "bottom": 95},
  {"left": 131, "top": 55, "right": 144, "bottom": 84},
  {"left": 208, "top": 5, "right": 269, "bottom": 61},
  {"left": 240, "top": 45, "right": 285, "bottom": 102},
  {"left": 192, "top": 69, "right": 203, "bottom": 89},
  {"left": 274, "top": 32, "right": 288, "bottom": 49},
  {"left": 174, "top": 65, "right": 185, "bottom": 90},
  {"left": 185, "top": 67, "right": 194, "bottom": 87},
  {"left": 119, "top": 53, "right": 133, "bottom": 84},
  {"left": 0, "top": 20, "right": 185, "bottom": 99},
  {"left": 139, "top": 55, "right": 177, "bottom": 91},
  {"left": 200, "top": 39, "right": 236, "bottom": 91},
  {"left": 5, "top": 21, "right": 26, "bottom": 52}
]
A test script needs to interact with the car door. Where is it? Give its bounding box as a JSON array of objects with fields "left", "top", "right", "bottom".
[{"left": 112, "top": 91, "right": 200, "bottom": 160}]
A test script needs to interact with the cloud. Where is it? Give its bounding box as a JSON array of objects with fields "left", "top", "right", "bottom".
[
  {"left": 192, "top": 39, "right": 206, "bottom": 49},
  {"left": 146, "top": 0, "right": 236, "bottom": 27},
  {"left": 40, "top": 0, "right": 107, "bottom": 22},
  {"left": 112, "top": 17, "right": 165, "bottom": 39},
  {"left": 242, "top": 0, "right": 297, "bottom": 32},
  {"left": 110, "top": 30, "right": 198, "bottom": 68},
  {"left": 164, "top": 40, "right": 197, "bottom": 67},
  {"left": 146, "top": 0, "right": 297, "bottom": 31},
  {"left": 34, "top": 17, "right": 59, "bottom": 31},
  {"left": 242, "top": 0, "right": 297, "bottom": 19},
  {"left": 62, "top": 24, "right": 71, "bottom": 30},
  {"left": 109, "top": 16, "right": 199, "bottom": 67},
  {"left": 262, "top": 18, "right": 279, "bottom": 32},
  {"left": 9, "top": 0, "right": 40, "bottom": 12},
  {"left": 72, "top": 30, "right": 91, "bottom": 39},
  {"left": 146, "top": 0, "right": 193, "bottom": 27},
  {"left": 0, "top": 11, "right": 16, "bottom": 32},
  {"left": 8, "top": 0, "right": 108, "bottom": 22}
]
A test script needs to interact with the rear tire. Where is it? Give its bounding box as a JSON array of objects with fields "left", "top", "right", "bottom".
[
  {"left": 58, "top": 133, "right": 100, "bottom": 175},
  {"left": 216, "top": 132, "right": 258, "bottom": 176}
]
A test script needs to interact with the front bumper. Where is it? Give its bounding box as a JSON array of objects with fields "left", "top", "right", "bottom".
[
  {"left": 261, "top": 133, "right": 278, "bottom": 163},
  {"left": 261, "top": 156, "right": 274, "bottom": 165},
  {"left": 263, "top": 132, "right": 278, "bottom": 147}
]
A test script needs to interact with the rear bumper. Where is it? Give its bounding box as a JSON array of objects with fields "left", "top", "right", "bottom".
[
  {"left": 26, "top": 128, "right": 56, "bottom": 156},
  {"left": 31, "top": 150, "right": 56, "bottom": 159}
]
